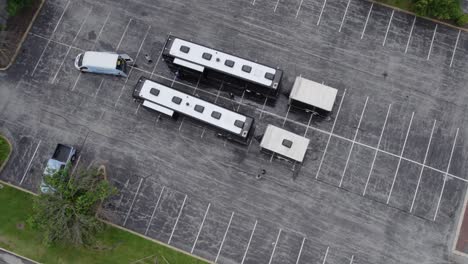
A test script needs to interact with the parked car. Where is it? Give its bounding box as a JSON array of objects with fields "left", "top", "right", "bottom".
[
  {"left": 74, "top": 51, "right": 133, "bottom": 77},
  {"left": 40, "top": 144, "right": 77, "bottom": 193}
]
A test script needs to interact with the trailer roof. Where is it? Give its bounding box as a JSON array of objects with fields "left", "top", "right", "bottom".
[
  {"left": 260, "top": 125, "right": 310, "bottom": 162},
  {"left": 289, "top": 76, "right": 338, "bottom": 112}
]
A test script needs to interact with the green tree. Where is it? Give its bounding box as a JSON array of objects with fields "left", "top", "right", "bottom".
[
  {"left": 29, "top": 165, "right": 117, "bottom": 246},
  {"left": 6, "top": 0, "right": 32, "bottom": 17},
  {"left": 413, "top": 0, "right": 462, "bottom": 20}
]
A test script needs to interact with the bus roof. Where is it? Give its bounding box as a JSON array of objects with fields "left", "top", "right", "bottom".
[
  {"left": 138, "top": 79, "right": 248, "bottom": 135},
  {"left": 82, "top": 52, "right": 118, "bottom": 69},
  {"left": 167, "top": 37, "right": 279, "bottom": 87}
]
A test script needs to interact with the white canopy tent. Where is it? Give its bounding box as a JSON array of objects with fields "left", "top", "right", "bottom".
[
  {"left": 289, "top": 76, "right": 338, "bottom": 112},
  {"left": 260, "top": 125, "right": 310, "bottom": 163}
]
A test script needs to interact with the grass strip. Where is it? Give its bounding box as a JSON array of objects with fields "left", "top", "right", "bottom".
[{"left": 0, "top": 182, "right": 207, "bottom": 264}]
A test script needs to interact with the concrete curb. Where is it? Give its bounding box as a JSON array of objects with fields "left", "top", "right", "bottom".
[
  {"left": 452, "top": 185, "right": 468, "bottom": 260},
  {"left": 98, "top": 218, "right": 214, "bottom": 264},
  {"left": 0, "top": 0, "right": 46, "bottom": 71},
  {"left": 1, "top": 162, "right": 210, "bottom": 263},
  {"left": 96, "top": 165, "right": 212, "bottom": 263},
  {"left": 0, "top": 247, "right": 41, "bottom": 264},
  {"left": 0, "top": 134, "right": 37, "bottom": 196},
  {"left": 0, "top": 135, "right": 12, "bottom": 173},
  {"left": 371, "top": 0, "right": 468, "bottom": 33},
  {"left": 0, "top": 136, "right": 40, "bottom": 263}
]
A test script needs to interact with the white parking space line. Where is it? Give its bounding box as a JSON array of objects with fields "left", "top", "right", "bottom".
[
  {"left": 19, "top": 140, "right": 42, "bottom": 185},
  {"left": 215, "top": 211, "right": 234, "bottom": 263},
  {"left": 29, "top": 32, "right": 78, "bottom": 49},
  {"left": 192, "top": 75, "right": 202, "bottom": 95},
  {"left": 268, "top": 229, "right": 282, "bottom": 264},
  {"left": 135, "top": 103, "right": 141, "bottom": 114},
  {"left": 123, "top": 177, "right": 144, "bottom": 226},
  {"left": 191, "top": 203, "right": 211, "bottom": 254},
  {"left": 71, "top": 72, "right": 82, "bottom": 91},
  {"left": 295, "top": 237, "right": 306, "bottom": 264},
  {"left": 71, "top": 11, "right": 110, "bottom": 91},
  {"left": 178, "top": 117, "right": 185, "bottom": 131},
  {"left": 274, "top": 0, "right": 280, "bottom": 12},
  {"left": 387, "top": 112, "right": 414, "bottom": 204},
  {"left": 214, "top": 81, "right": 224, "bottom": 103},
  {"left": 150, "top": 33, "right": 172, "bottom": 80},
  {"left": 382, "top": 10, "right": 394, "bottom": 46},
  {"left": 317, "top": 0, "right": 328, "bottom": 26},
  {"left": 362, "top": 104, "right": 392, "bottom": 195},
  {"left": 71, "top": 155, "right": 81, "bottom": 176},
  {"left": 449, "top": 30, "right": 461, "bottom": 68},
  {"left": 116, "top": 19, "right": 132, "bottom": 51},
  {"left": 295, "top": 0, "right": 304, "bottom": 19},
  {"left": 339, "top": 96, "right": 369, "bottom": 187},
  {"left": 114, "top": 25, "right": 151, "bottom": 108},
  {"left": 252, "top": 0, "right": 256, "bottom": 5},
  {"left": 316, "top": 90, "right": 346, "bottom": 179},
  {"left": 427, "top": 24, "right": 438, "bottom": 60},
  {"left": 237, "top": 90, "right": 246, "bottom": 111},
  {"left": 349, "top": 255, "right": 354, "bottom": 264},
  {"left": 304, "top": 112, "right": 314, "bottom": 137},
  {"left": 410, "top": 119, "right": 436, "bottom": 213},
  {"left": 145, "top": 186, "right": 166, "bottom": 236},
  {"left": 259, "top": 98, "right": 268, "bottom": 119},
  {"left": 201, "top": 128, "right": 206, "bottom": 138},
  {"left": 433, "top": 128, "right": 458, "bottom": 221},
  {"left": 134, "top": 69, "right": 468, "bottom": 184},
  {"left": 31, "top": 0, "right": 71, "bottom": 76},
  {"left": 168, "top": 194, "right": 187, "bottom": 244},
  {"left": 282, "top": 105, "right": 291, "bottom": 127},
  {"left": 360, "top": 3, "right": 373, "bottom": 39},
  {"left": 322, "top": 246, "right": 330, "bottom": 264},
  {"left": 93, "top": 79, "right": 104, "bottom": 98},
  {"left": 241, "top": 220, "right": 258, "bottom": 264},
  {"left": 405, "top": 17, "right": 416, "bottom": 54},
  {"left": 93, "top": 12, "right": 111, "bottom": 50},
  {"left": 339, "top": 0, "right": 352, "bottom": 32},
  {"left": 52, "top": 7, "right": 92, "bottom": 84}
]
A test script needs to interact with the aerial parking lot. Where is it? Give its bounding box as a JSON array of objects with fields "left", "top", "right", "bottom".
[{"left": 1, "top": 0, "right": 468, "bottom": 263}]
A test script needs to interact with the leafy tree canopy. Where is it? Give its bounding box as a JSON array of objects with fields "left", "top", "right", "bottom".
[
  {"left": 7, "top": 0, "right": 32, "bottom": 17},
  {"left": 29, "top": 164, "right": 117, "bottom": 246},
  {"left": 413, "top": 0, "right": 462, "bottom": 20}
]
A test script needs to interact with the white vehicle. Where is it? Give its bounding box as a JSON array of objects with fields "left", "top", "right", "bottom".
[{"left": 74, "top": 51, "right": 133, "bottom": 77}]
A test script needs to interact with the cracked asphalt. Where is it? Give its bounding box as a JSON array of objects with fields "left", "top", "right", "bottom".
[{"left": 1, "top": 0, "right": 468, "bottom": 263}]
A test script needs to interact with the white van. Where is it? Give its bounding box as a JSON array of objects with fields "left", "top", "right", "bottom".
[{"left": 74, "top": 51, "right": 133, "bottom": 77}]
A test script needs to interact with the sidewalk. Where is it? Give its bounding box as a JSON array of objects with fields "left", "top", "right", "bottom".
[
  {"left": 455, "top": 194, "right": 468, "bottom": 254},
  {"left": 0, "top": 248, "right": 37, "bottom": 264}
]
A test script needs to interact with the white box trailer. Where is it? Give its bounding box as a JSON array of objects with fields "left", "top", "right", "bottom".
[
  {"left": 260, "top": 125, "right": 310, "bottom": 163},
  {"left": 289, "top": 76, "right": 338, "bottom": 112}
]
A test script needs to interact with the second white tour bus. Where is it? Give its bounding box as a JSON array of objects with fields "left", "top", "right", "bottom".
[
  {"left": 162, "top": 35, "right": 283, "bottom": 99},
  {"left": 133, "top": 77, "right": 255, "bottom": 144}
]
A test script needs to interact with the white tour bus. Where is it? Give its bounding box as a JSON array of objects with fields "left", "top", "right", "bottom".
[
  {"left": 162, "top": 35, "right": 283, "bottom": 99},
  {"left": 133, "top": 77, "right": 255, "bottom": 144}
]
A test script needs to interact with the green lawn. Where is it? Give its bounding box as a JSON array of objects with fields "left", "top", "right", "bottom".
[
  {"left": 0, "top": 136, "right": 11, "bottom": 167},
  {"left": 375, "top": 0, "right": 414, "bottom": 11},
  {"left": 0, "top": 184, "right": 208, "bottom": 264}
]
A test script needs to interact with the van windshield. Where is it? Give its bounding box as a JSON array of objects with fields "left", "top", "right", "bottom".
[
  {"left": 116, "top": 58, "right": 127, "bottom": 72},
  {"left": 78, "top": 54, "right": 84, "bottom": 67}
]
